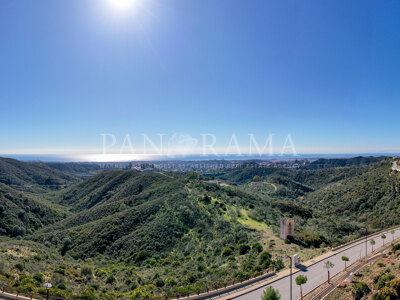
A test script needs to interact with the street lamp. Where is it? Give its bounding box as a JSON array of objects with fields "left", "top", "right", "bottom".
[
  {"left": 44, "top": 282, "right": 52, "bottom": 300},
  {"left": 364, "top": 227, "right": 368, "bottom": 258},
  {"left": 284, "top": 254, "right": 292, "bottom": 300}
]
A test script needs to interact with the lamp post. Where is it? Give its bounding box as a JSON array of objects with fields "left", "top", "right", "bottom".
[
  {"left": 365, "top": 227, "right": 368, "bottom": 258},
  {"left": 361, "top": 227, "right": 368, "bottom": 258},
  {"left": 285, "top": 254, "right": 292, "bottom": 300},
  {"left": 44, "top": 282, "right": 52, "bottom": 300}
]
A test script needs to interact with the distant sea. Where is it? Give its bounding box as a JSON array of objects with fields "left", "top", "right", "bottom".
[{"left": 1, "top": 153, "right": 399, "bottom": 163}]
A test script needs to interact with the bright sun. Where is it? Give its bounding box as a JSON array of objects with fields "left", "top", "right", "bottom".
[{"left": 109, "top": 0, "right": 137, "bottom": 11}]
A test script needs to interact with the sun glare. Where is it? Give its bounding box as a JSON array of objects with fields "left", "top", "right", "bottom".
[{"left": 109, "top": 0, "right": 138, "bottom": 11}]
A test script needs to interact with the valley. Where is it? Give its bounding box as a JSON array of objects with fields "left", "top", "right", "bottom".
[{"left": 0, "top": 156, "right": 399, "bottom": 299}]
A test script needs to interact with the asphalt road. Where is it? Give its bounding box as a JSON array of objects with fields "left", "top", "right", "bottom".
[{"left": 233, "top": 228, "right": 400, "bottom": 300}]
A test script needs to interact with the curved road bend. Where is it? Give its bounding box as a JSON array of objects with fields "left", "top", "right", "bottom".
[{"left": 215, "top": 227, "right": 400, "bottom": 300}]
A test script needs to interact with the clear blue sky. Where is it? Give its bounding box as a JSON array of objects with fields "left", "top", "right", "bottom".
[{"left": 1, "top": 0, "right": 400, "bottom": 159}]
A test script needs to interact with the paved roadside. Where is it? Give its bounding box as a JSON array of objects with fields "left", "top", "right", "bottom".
[
  {"left": 307, "top": 252, "right": 384, "bottom": 300},
  {"left": 216, "top": 226, "right": 400, "bottom": 300}
]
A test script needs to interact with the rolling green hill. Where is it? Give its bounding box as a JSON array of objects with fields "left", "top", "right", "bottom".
[
  {"left": 1, "top": 156, "right": 400, "bottom": 299},
  {"left": 34, "top": 171, "right": 277, "bottom": 260},
  {"left": 302, "top": 159, "right": 400, "bottom": 229},
  {"left": 0, "top": 157, "right": 79, "bottom": 192},
  {"left": 44, "top": 162, "right": 101, "bottom": 177},
  {"left": 0, "top": 183, "right": 68, "bottom": 237}
]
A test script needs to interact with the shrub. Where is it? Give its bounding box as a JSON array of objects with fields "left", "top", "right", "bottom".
[
  {"left": 81, "top": 266, "right": 93, "bottom": 277},
  {"left": 15, "top": 263, "right": 25, "bottom": 271},
  {"left": 274, "top": 259, "right": 284, "bottom": 271},
  {"left": 55, "top": 265, "right": 66, "bottom": 275},
  {"left": 133, "top": 250, "right": 149, "bottom": 263},
  {"left": 375, "top": 286, "right": 397, "bottom": 300},
  {"left": 251, "top": 243, "right": 263, "bottom": 254},
  {"left": 390, "top": 278, "right": 400, "bottom": 295},
  {"left": 262, "top": 286, "right": 280, "bottom": 300},
  {"left": 166, "top": 277, "right": 177, "bottom": 286},
  {"left": 58, "top": 282, "right": 67, "bottom": 290},
  {"left": 33, "top": 273, "right": 44, "bottom": 283},
  {"left": 155, "top": 279, "right": 165, "bottom": 287},
  {"left": 352, "top": 282, "right": 371, "bottom": 300},
  {"left": 61, "top": 238, "right": 71, "bottom": 256},
  {"left": 238, "top": 244, "right": 251, "bottom": 255},
  {"left": 259, "top": 251, "right": 272, "bottom": 268},
  {"left": 106, "top": 274, "right": 115, "bottom": 284},
  {"left": 392, "top": 243, "right": 400, "bottom": 252},
  {"left": 222, "top": 246, "right": 235, "bottom": 257},
  {"left": 0, "top": 259, "right": 8, "bottom": 275}
]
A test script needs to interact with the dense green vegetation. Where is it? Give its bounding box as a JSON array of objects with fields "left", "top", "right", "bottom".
[
  {"left": 0, "top": 157, "right": 79, "bottom": 192},
  {"left": 44, "top": 162, "right": 101, "bottom": 178},
  {"left": 0, "top": 156, "right": 399, "bottom": 299},
  {"left": 302, "top": 156, "right": 386, "bottom": 169},
  {"left": 0, "top": 183, "right": 68, "bottom": 237}
]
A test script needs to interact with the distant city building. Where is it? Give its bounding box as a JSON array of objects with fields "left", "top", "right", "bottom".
[{"left": 280, "top": 218, "right": 294, "bottom": 239}]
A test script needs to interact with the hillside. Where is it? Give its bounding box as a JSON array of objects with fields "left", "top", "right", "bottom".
[
  {"left": 34, "top": 171, "right": 276, "bottom": 259},
  {"left": 44, "top": 162, "right": 102, "bottom": 177},
  {"left": 302, "top": 159, "right": 400, "bottom": 229},
  {"left": 302, "top": 156, "right": 386, "bottom": 169},
  {"left": 1, "top": 156, "right": 400, "bottom": 299},
  {"left": 0, "top": 157, "right": 79, "bottom": 192},
  {"left": 0, "top": 183, "right": 68, "bottom": 237}
]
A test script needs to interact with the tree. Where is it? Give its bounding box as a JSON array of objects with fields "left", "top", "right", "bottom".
[
  {"left": 341, "top": 256, "right": 349, "bottom": 271},
  {"left": 61, "top": 238, "right": 71, "bottom": 256},
  {"left": 295, "top": 275, "right": 308, "bottom": 300},
  {"left": 370, "top": 239, "right": 376, "bottom": 253},
  {"left": 391, "top": 229, "right": 396, "bottom": 242},
  {"left": 324, "top": 261, "right": 334, "bottom": 283},
  {"left": 382, "top": 234, "right": 387, "bottom": 246},
  {"left": 261, "top": 286, "right": 281, "bottom": 300}
]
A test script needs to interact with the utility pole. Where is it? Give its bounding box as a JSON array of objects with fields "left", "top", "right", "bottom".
[{"left": 365, "top": 227, "right": 368, "bottom": 258}]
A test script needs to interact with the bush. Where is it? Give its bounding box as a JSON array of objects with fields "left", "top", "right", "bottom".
[
  {"left": 14, "top": 263, "right": 25, "bottom": 271},
  {"left": 155, "top": 279, "right": 165, "bottom": 287},
  {"left": 61, "top": 238, "right": 71, "bottom": 256},
  {"left": 259, "top": 251, "right": 272, "bottom": 268},
  {"left": 222, "top": 246, "right": 235, "bottom": 257},
  {"left": 392, "top": 243, "right": 400, "bottom": 252},
  {"left": 166, "top": 277, "right": 177, "bottom": 286},
  {"left": 274, "top": 259, "right": 284, "bottom": 271},
  {"left": 33, "top": 273, "right": 44, "bottom": 283},
  {"left": 252, "top": 243, "right": 263, "bottom": 254},
  {"left": 81, "top": 266, "right": 93, "bottom": 277},
  {"left": 352, "top": 282, "right": 371, "bottom": 300},
  {"left": 262, "top": 286, "right": 280, "bottom": 300},
  {"left": 0, "top": 259, "right": 8, "bottom": 275},
  {"left": 106, "top": 274, "right": 115, "bottom": 284},
  {"left": 133, "top": 250, "right": 149, "bottom": 263},
  {"left": 58, "top": 282, "right": 67, "bottom": 290},
  {"left": 238, "top": 244, "right": 251, "bottom": 255},
  {"left": 375, "top": 286, "right": 397, "bottom": 300},
  {"left": 390, "top": 278, "right": 400, "bottom": 295}
]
